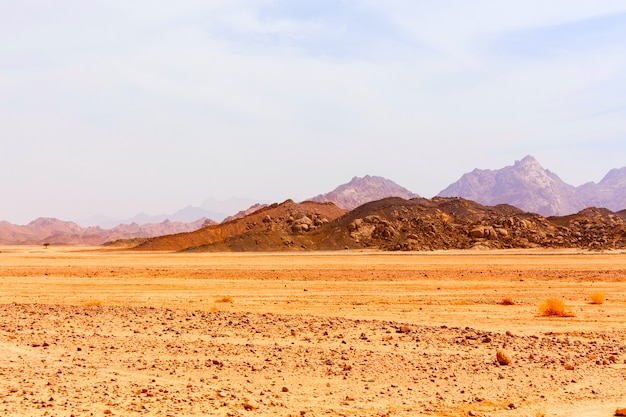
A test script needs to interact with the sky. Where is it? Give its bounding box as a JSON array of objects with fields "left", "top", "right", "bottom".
[{"left": 2, "top": 1, "right": 626, "bottom": 225}]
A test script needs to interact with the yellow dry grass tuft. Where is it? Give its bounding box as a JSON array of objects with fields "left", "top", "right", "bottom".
[
  {"left": 590, "top": 291, "right": 606, "bottom": 305},
  {"left": 82, "top": 300, "right": 103, "bottom": 307},
  {"left": 538, "top": 298, "right": 574, "bottom": 317},
  {"left": 215, "top": 296, "right": 234, "bottom": 303}
]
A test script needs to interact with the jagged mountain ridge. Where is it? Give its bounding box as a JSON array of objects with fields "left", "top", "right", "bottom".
[
  {"left": 439, "top": 156, "right": 626, "bottom": 216},
  {"left": 576, "top": 167, "right": 626, "bottom": 212},
  {"left": 309, "top": 175, "right": 420, "bottom": 210}
]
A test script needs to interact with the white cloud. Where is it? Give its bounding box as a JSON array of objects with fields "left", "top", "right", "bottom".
[{"left": 1, "top": 1, "right": 626, "bottom": 222}]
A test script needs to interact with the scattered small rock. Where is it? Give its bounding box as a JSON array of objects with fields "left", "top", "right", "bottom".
[
  {"left": 398, "top": 325, "right": 412, "bottom": 334},
  {"left": 243, "top": 401, "right": 259, "bottom": 411}
]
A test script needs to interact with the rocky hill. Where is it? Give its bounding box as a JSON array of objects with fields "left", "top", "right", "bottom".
[
  {"left": 127, "top": 196, "right": 626, "bottom": 252},
  {"left": 328, "top": 197, "right": 626, "bottom": 251},
  {"left": 131, "top": 200, "right": 348, "bottom": 252},
  {"left": 438, "top": 156, "right": 581, "bottom": 216},
  {"left": 309, "top": 175, "right": 419, "bottom": 210},
  {"left": 439, "top": 156, "right": 626, "bottom": 216},
  {"left": 0, "top": 217, "right": 215, "bottom": 245}
]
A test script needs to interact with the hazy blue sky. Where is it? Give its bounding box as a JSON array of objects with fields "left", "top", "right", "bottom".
[{"left": 2, "top": 1, "right": 626, "bottom": 224}]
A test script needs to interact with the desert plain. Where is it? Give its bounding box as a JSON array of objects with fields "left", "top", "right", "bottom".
[{"left": 0, "top": 246, "right": 625, "bottom": 417}]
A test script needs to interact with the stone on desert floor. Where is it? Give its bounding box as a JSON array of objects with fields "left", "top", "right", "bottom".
[{"left": 496, "top": 349, "right": 512, "bottom": 365}]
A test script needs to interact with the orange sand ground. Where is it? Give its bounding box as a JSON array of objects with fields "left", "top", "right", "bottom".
[{"left": 0, "top": 246, "right": 625, "bottom": 416}]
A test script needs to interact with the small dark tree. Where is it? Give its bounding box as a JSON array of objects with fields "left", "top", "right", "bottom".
[{"left": 43, "top": 243, "right": 50, "bottom": 249}]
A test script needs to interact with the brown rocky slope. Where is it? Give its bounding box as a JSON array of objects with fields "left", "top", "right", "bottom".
[
  {"left": 128, "top": 197, "right": 626, "bottom": 252},
  {"left": 132, "top": 200, "right": 347, "bottom": 252}
]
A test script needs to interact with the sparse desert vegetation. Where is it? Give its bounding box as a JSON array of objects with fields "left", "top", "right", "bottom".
[
  {"left": 215, "top": 295, "right": 234, "bottom": 303},
  {"left": 538, "top": 298, "right": 575, "bottom": 317},
  {"left": 590, "top": 291, "right": 606, "bottom": 304},
  {"left": 1, "top": 247, "right": 625, "bottom": 417},
  {"left": 82, "top": 300, "right": 103, "bottom": 306}
]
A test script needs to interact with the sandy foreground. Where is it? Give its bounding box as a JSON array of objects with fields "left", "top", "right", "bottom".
[{"left": 0, "top": 246, "right": 625, "bottom": 417}]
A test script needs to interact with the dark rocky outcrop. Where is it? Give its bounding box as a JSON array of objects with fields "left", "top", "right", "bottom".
[{"left": 130, "top": 196, "right": 626, "bottom": 252}]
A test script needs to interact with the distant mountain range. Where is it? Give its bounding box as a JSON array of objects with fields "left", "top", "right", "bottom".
[
  {"left": 438, "top": 155, "right": 626, "bottom": 216},
  {"left": 92, "top": 197, "right": 262, "bottom": 228},
  {"left": 4, "top": 156, "right": 626, "bottom": 246},
  {"left": 0, "top": 217, "right": 214, "bottom": 245},
  {"left": 0, "top": 175, "right": 414, "bottom": 245}
]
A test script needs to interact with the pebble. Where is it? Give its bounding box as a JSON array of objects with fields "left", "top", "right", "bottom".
[
  {"left": 496, "top": 349, "right": 512, "bottom": 366},
  {"left": 3, "top": 303, "right": 626, "bottom": 416}
]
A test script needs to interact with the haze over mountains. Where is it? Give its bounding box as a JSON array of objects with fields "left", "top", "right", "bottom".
[
  {"left": 310, "top": 175, "right": 420, "bottom": 210},
  {"left": 439, "top": 155, "right": 626, "bottom": 216},
  {"left": 0, "top": 217, "right": 214, "bottom": 246},
  {"left": 3, "top": 156, "right": 626, "bottom": 246},
  {"left": 91, "top": 197, "right": 262, "bottom": 228}
]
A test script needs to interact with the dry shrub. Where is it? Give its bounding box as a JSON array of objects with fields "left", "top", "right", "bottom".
[
  {"left": 499, "top": 297, "right": 515, "bottom": 306},
  {"left": 215, "top": 296, "right": 234, "bottom": 303},
  {"left": 538, "top": 298, "right": 574, "bottom": 317},
  {"left": 590, "top": 291, "right": 606, "bottom": 305},
  {"left": 82, "top": 300, "right": 103, "bottom": 307}
]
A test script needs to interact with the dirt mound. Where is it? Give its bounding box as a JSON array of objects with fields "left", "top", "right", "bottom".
[{"left": 130, "top": 197, "right": 626, "bottom": 252}]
